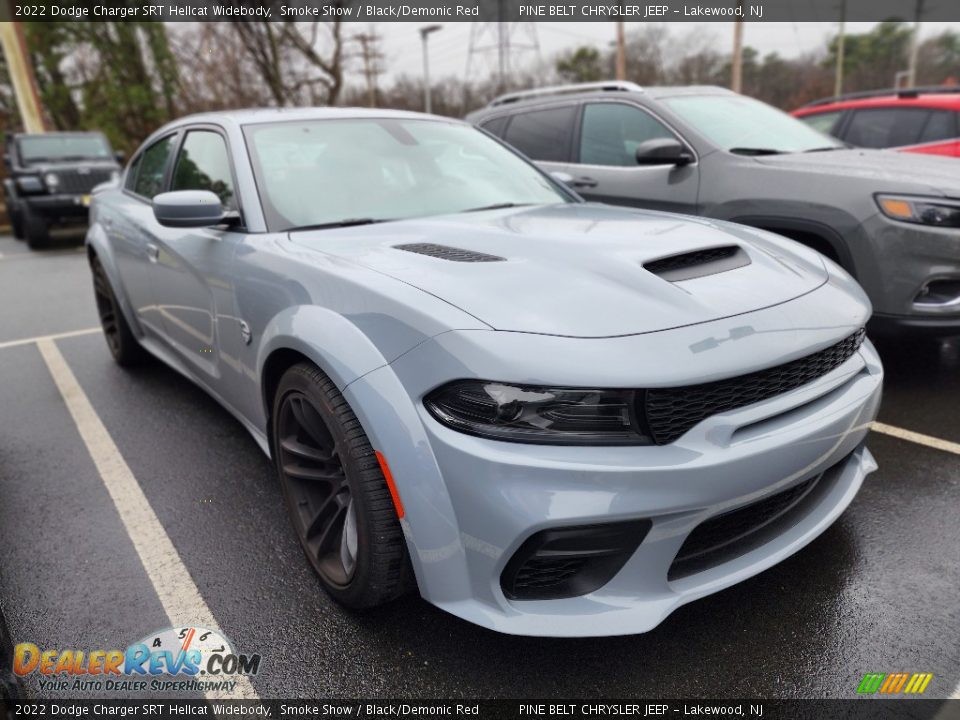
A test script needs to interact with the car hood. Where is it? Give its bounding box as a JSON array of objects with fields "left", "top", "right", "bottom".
[
  {"left": 22, "top": 160, "right": 120, "bottom": 174},
  {"left": 753, "top": 148, "right": 960, "bottom": 195},
  {"left": 290, "top": 204, "right": 828, "bottom": 338}
]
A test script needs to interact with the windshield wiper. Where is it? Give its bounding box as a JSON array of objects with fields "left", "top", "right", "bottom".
[
  {"left": 804, "top": 146, "right": 844, "bottom": 153},
  {"left": 287, "top": 218, "right": 391, "bottom": 232},
  {"left": 728, "top": 147, "right": 784, "bottom": 156},
  {"left": 460, "top": 202, "right": 535, "bottom": 213}
]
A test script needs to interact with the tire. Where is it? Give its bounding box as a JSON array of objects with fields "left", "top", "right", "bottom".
[
  {"left": 90, "top": 256, "right": 147, "bottom": 367},
  {"left": 272, "top": 363, "right": 412, "bottom": 609},
  {"left": 23, "top": 205, "right": 49, "bottom": 250},
  {"left": 9, "top": 204, "right": 24, "bottom": 240}
]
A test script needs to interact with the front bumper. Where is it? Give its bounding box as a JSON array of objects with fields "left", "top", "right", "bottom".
[
  {"left": 345, "top": 284, "right": 882, "bottom": 635},
  {"left": 22, "top": 193, "right": 91, "bottom": 220},
  {"left": 855, "top": 214, "right": 960, "bottom": 334}
]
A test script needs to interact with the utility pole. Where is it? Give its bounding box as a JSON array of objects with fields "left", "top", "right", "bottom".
[
  {"left": 906, "top": 0, "right": 924, "bottom": 88},
  {"left": 615, "top": 20, "right": 626, "bottom": 81},
  {"left": 420, "top": 25, "right": 442, "bottom": 114},
  {"left": 731, "top": 3, "right": 744, "bottom": 94},
  {"left": 834, "top": 0, "right": 846, "bottom": 97},
  {"left": 353, "top": 28, "right": 384, "bottom": 107},
  {"left": 0, "top": 21, "right": 46, "bottom": 132}
]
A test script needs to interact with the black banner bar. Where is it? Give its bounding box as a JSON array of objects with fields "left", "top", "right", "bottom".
[
  {"left": 2, "top": 700, "right": 960, "bottom": 720},
  {"left": 5, "top": 0, "right": 960, "bottom": 23}
]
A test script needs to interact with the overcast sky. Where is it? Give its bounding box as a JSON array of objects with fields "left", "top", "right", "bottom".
[{"left": 365, "top": 21, "right": 955, "bottom": 85}]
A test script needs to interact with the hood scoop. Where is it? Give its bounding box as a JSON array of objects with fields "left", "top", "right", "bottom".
[
  {"left": 395, "top": 243, "right": 505, "bottom": 263},
  {"left": 644, "top": 245, "right": 750, "bottom": 282}
]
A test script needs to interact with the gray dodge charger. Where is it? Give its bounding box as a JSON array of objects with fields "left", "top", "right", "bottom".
[{"left": 86, "top": 108, "right": 883, "bottom": 636}]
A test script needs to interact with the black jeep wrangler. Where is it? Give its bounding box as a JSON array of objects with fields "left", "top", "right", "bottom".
[{"left": 3, "top": 131, "right": 122, "bottom": 249}]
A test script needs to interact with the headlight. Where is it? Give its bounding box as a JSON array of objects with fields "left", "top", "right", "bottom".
[
  {"left": 44, "top": 172, "right": 59, "bottom": 190},
  {"left": 424, "top": 380, "right": 653, "bottom": 445},
  {"left": 876, "top": 195, "right": 960, "bottom": 227}
]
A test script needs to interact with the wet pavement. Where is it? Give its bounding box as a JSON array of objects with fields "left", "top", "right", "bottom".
[{"left": 0, "top": 234, "right": 957, "bottom": 700}]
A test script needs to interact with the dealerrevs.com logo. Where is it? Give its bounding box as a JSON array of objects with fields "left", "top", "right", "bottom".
[{"left": 13, "top": 626, "right": 261, "bottom": 694}]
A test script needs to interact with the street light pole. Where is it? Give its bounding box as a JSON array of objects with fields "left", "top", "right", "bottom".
[{"left": 420, "top": 25, "right": 442, "bottom": 114}]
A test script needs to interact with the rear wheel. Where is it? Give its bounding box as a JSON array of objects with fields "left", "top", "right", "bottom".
[
  {"left": 23, "top": 206, "right": 49, "bottom": 250},
  {"left": 91, "top": 256, "right": 146, "bottom": 366},
  {"left": 272, "top": 363, "right": 412, "bottom": 609}
]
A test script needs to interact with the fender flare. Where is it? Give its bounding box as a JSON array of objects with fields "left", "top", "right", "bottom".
[
  {"left": 728, "top": 214, "right": 858, "bottom": 277},
  {"left": 84, "top": 222, "right": 143, "bottom": 337}
]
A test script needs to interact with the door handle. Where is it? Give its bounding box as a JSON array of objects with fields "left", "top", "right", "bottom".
[
  {"left": 571, "top": 176, "right": 598, "bottom": 188},
  {"left": 145, "top": 243, "right": 160, "bottom": 262}
]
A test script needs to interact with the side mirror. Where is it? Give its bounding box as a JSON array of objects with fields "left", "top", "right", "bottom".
[
  {"left": 114, "top": 150, "right": 126, "bottom": 164},
  {"left": 635, "top": 138, "right": 694, "bottom": 167},
  {"left": 152, "top": 190, "right": 224, "bottom": 228}
]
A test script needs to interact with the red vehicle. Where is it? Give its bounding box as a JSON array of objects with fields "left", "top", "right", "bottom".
[{"left": 793, "top": 86, "right": 960, "bottom": 157}]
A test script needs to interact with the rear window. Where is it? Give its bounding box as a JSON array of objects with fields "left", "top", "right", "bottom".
[{"left": 502, "top": 106, "right": 577, "bottom": 162}]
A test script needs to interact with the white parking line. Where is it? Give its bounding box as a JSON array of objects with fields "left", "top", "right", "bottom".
[
  {"left": 0, "top": 327, "right": 100, "bottom": 350},
  {"left": 36, "top": 338, "right": 260, "bottom": 702},
  {"left": 871, "top": 422, "right": 960, "bottom": 457}
]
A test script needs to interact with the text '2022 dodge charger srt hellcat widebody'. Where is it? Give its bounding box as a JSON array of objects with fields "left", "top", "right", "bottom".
[{"left": 86, "top": 109, "right": 883, "bottom": 637}]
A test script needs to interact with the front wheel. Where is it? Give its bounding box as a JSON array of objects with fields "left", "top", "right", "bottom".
[
  {"left": 272, "top": 363, "right": 412, "bottom": 609},
  {"left": 23, "top": 205, "right": 49, "bottom": 250},
  {"left": 9, "top": 204, "right": 24, "bottom": 240}
]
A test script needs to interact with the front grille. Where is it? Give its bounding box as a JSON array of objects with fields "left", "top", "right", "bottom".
[
  {"left": 512, "top": 557, "right": 588, "bottom": 593},
  {"left": 644, "top": 329, "right": 865, "bottom": 444},
  {"left": 56, "top": 169, "right": 113, "bottom": 194},
  {"left": 668, "top": 472, "right": 823, "bottom": 580},
  {"left": 394, "top": 243, "right": 505, "bottom": 262}
]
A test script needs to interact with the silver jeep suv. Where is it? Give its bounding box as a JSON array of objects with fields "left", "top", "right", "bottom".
[{"left": 468, "top": 82, "right": 960, "bottom": 337}]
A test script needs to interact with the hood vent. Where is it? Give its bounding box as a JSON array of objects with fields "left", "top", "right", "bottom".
[
  {"left": 644, "top": 245, "right": 750, "bottom": 282},
  {"left": 394, "top": 243, "right": 505, "bottom": 263}
]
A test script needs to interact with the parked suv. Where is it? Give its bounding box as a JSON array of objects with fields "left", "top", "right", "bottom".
[
  {"left": 468, "top": 82, "right": 960, "bottom": 336},
  {"left": 793, "top": 86, "right": 960, "bottom": 157},
  {"left": 3, "top": 131, "right": 121, "bottom": 249}
]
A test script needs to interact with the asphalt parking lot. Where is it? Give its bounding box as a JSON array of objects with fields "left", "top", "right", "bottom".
[{"left": 0, "top": 233, "right": 958, "bottom": 701}]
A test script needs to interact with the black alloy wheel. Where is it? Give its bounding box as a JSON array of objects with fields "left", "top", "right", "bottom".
[
  {"left": 91, "top": 256, "right": 146, "bottom": 366},
  {"left": 272, "top": 363, "right": 411, "bottom": 609}
]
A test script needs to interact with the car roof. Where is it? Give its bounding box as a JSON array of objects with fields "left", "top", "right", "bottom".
[
  {"left": 470, "top": 84, "right": 733, "bottom": 119},
  {"left": 795, "top": 91, "right": 960, "bottom": 115},
  {"left": 164, "top": 106, "right": 456, "bottom": 129}
]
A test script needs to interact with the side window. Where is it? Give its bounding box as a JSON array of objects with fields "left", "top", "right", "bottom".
[
  {"left": 918, "top": 110, "right": 956, "bottom": 144},
  {"left": 132, "top": 135, "right": 175, "bottom": 199},
  {"left": 501, "top": 105, "right": 576, "bottom": 162},
  {"left": 171, "top": 130, "right": 236, "bottom": 210},
  {"left": 799, "top": 110, "right": 844, "bottom": 136},
  {"left": 124, "top": 153, "right": 142, "bottom": 192},
  {"left": 579, "top": 103, "right": 676, "bottom": 166},
  {"left": 844, "top": 108, "right": 931, "bottom": 148},
  {"left": 480, "top": 116, "right": 509, "bottom": 138}
]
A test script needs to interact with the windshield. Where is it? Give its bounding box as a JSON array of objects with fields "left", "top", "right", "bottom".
[
  {"left": 17, "top": 134, "right": 112, "bottom": 164},
  {"left": 243, "top": 118, "right": 571, "bottom": 231},
  {"left": 662, "top": 95, "right": 844, "bottom": 154}
]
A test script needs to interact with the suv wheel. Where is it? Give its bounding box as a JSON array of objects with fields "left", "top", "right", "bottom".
[
  {"left": 23, "top": 206, "right": 50, "bottom": 250},
  {"left": 9, "top": 205, "right": 24, "bottom": 240}
]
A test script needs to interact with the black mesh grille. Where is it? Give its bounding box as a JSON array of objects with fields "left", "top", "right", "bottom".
[
  {"left": 644, "top": 246, "right": 739, "bottom": 276},
  {"left": 512, "top": 557, "right": 589, "bottom": 592},
  {"left": 668, "top": 472, "right": 822, "bottom": 580},
  {"left": 394, "top": 243, "right": 505, "bottom": 262},
  {"left": 645, "top": 329, "right": 865, "bottom": 444},
  {"left": 56, "top": 169, "right": 113, "bottom": 194}
]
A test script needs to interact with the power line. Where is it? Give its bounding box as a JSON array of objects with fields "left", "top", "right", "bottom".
[{"left": 353, "top": 28, "right": 385, "bottom": 107}]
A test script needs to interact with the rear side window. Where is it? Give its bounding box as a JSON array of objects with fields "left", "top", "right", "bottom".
[
  {"left": 171, "top": 130, "right": 236, "bottom": 210},
  {"left": 918, "top": 110, "right": 957, "bottom": 144},
  {"left": 502, "top": 105, "right": 576, "bottom": 162},
  {"left": 798, "top": 110, "right": 844, "bottom": 136},
  {"left": 132, "top": 135, "right": 175, "bottom": 199},
  {"left": 844, "top": 108, "right": 944, "bottom": 148},
  {"left": 579, "top": 103, "right": 676, "bottom": 166},
  {"left": 480, "top": 116, "right": 509, "bottom": 138}
]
